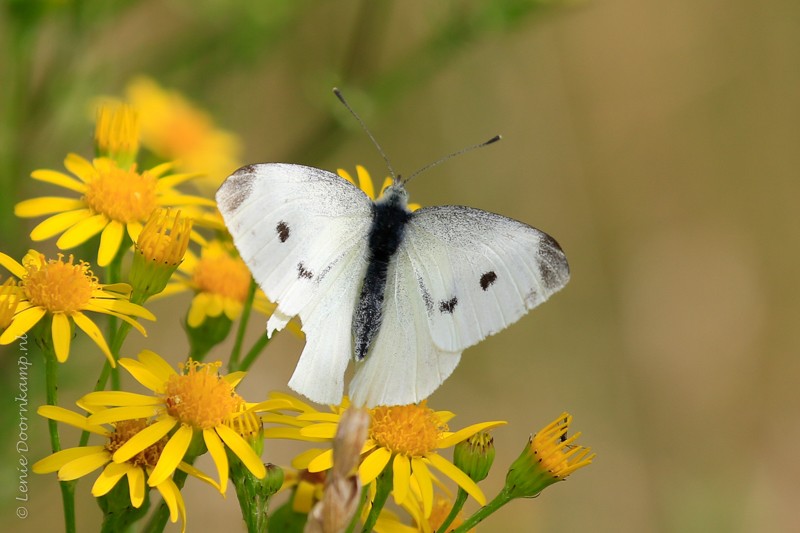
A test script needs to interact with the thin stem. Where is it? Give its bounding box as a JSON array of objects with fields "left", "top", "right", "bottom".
[
  {"left": 238, "top": 334, "right": 270, "bottom": 373},
  {"left": 361, "top": 466, "right": 393, "bottom": 533},
  {"left": 345, "top": 488, "right": 370, "bottom": 533},
  {"left": 435, "top": 488, "right": 468, "bottom": 533},
  {"left": 451, "top": 488, "right": 514, "bottom": 533},
  {"left": 141, "top": 469, "right": 189, "bottom": 533},
  {"left": 41, "top": 321, "right": 77, "bottom": 533},
  {"left": 229, "top": 277, "right": 256, "bottom": 372}
]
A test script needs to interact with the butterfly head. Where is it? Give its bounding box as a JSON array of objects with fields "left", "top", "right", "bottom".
[{"left": 377, "top": 181, "right": 410, "bottom": 209}]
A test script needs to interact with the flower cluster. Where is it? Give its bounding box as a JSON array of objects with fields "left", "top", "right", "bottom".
[{"left": 11, "top": 80, "right": 593, "bottom": 533}]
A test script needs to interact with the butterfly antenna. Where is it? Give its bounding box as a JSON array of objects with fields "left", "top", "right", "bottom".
[
  {"left": 402, "top": 134, "right": 502, "bottom": 186},
  {"left": 333, "top": 88, "right": 398, "bottom": 183}
]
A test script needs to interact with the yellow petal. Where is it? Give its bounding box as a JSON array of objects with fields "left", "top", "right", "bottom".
[
  {"left": 91, "top": 462, "right": 132, "bottom": 497},
  {"left": 155, "top": 477, "right": 186, "bottom": 532},
  {"left": 356, "top": 165, "right": 375, "bottom": 200},
  {"left": 203, "top": 429, "right": 228, "bottom": 494},
  {"left": 37, "top": 405, "right": 108, "bottom": 435},
  {"left": 72, "top": 311, "right": 114, "bottom": 365},
  {"left": 299, "top": 422, "right": 338, "bottom": 440},
  {"left": 51, "top": 313, "right": 72, "bottom": 363},
  {"left": 157, "top": 194, "right": 215, "bottom": 207},
  {"left": 126, "top": 221, "right": 143, "bottom": 242},
  {"left": 216, "top": 423, "right": 266, "bottom": 479},
  {"left": 31, "top": 169, "right": 87, "bottom": 193},
  {"left": 32, "top": 446, "right": 106, "bottom": 474},
  {"left": 307, "top": 449, "right": 334, "bottom": 473},
  {"left": 410, "top": 458, "right": 433, "bottom": 518},
  {"left": 117, "top": 359, "right": 168, "bottom": 394},
  {"left": 392, "top": 455, "right": 411, "bottom": 505},
  {"left": 113, "top": 418, "right": 176, "bottom": 463},
  {"left": 176, "top": 462, "right": 220, "bottom": 491},
  {"left": 186, "top": 294, "right": 207, "bottom": 327},
  {"left": 0, "top": 251, "right": 26, "bottom": 278},
  {"left": 83, "top": 390, "right": 162, "bottom": 407},
  {"left": 30, "top": 209, "right": 93, "bottom": 241},
  {"left": 222, "top": 371, "right": 246, "bottom": 388},
  {"left": 58, "top": 449, "right": 112, "bottom": 481},
  {"left": 56, "top": 213, "right": 108, "bottom": 249},
  {"left": 426, "top": 452, "right": 485, "bottom": 506},
  {"left": 147, "top": 161, "right": 175, "bottom": 178},
  {"left": 296, "top": 412, "right": 341, "bottom": 423},
  {"left": 337, "top": 168, "right": 355, "bottom": 185},
  {"left": 380, "top": 177, "right": 393, "bottom": 196},
  {"left": 358, "top": 447, "right": 392, "bottom": 485},
  {"left": 89, "top": 405, "right": 160, "bottom": 425},
  {"left": 148, "top": 425, "right": 193, "bottom": 486},
  {"left": 155, "top": 172, "right": 199, "bottom": 189},
  {"left": 82, "top": 303, "right": 147, "bottom": 336},
  {"left": 64, "top": 153, "right": 97, "bottom": 182},
  {"left": 15, "top": 197, "right": 86, "bottom": 217},
  {"left": 0, "top": 306, "right": 46, "bottom": 344},
  {"left": 89, "top": 298, "right": 155, "bottom": 320},
  {"left": 127, "top": 465, "right": 146, "bottom": 507},
  {"left": 290, "top": 448, "right": 327, "bottom": 470},
  {"left": 436, "top": 421, "right": 506, "bottom": 449},
  {"left": 248, "top": 399, "right": 293, "bottom": 414},
  {"left": 97, "top": 220, "right": 125, "bottom": 267},
  {"left": 262, "top": 427, "right": 321, "bottom": 441}
]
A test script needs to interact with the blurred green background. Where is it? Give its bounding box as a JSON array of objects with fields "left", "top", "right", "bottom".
[{"left": 2, "top": 0, "right": 798, "bottom": 531}]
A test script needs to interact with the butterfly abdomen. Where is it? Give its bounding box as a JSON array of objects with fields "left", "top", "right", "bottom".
[{"left": 352, "top": 191, "right": 411, "bottom": 361}]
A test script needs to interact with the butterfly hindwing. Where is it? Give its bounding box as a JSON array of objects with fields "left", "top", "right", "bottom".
[{"left": 401, "top": 205, "right": 570, "bottom": 353}]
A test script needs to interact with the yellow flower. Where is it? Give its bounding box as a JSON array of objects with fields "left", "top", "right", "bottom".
[
  {"left": 337, "top": 165, "right": 421, "bottom": 211},
  {"left": 0, "top": 278, "right": 20, "bottom": 331},
  {"left": 95, "top": 102, "right": 139, "bottom": 168},
  {"left": 32, "top": 405, "right": 216, "bottom": 533},
  {"left": 79, "top": 350, "right": 289, "bottom": 493},
  {"left": 0, "top": 250, "right": 154, "bottom": 364},
  {"left": 15, "top": 154, "right": 214, "bottom": 267},
  {"left": 125, "top": 76, "right": 242, "bottom": 193},
  {"left": 264, "top": 394, "right": 505, "bottom": 518},
  {"left": 129, "top": 208, "right": 193, "bottom": 300},
  {"left": 156, "top": 239, "right": 281, "bottom": 329},
  {"left": 505, "top": 413, "right": 594, "bottom": 498}
]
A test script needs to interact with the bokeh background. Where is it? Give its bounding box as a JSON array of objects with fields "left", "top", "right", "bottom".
[{"left": 1, "top": 0, "right": 798, "bottom": 531}]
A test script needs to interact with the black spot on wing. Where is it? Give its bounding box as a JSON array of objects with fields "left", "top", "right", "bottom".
[
  {"left": 217, "top": 166, "right": 256, "bottom": 212},
  {"left": 439, "top": 296, "right": 458, "bottom": 314},
  {"left": 480, "top": 271, "right": 497, "bottom": 291},
  {"left": 276, "top": 221, "right": 290, "bottom": 243},
  {"left": 297, "top": 262, "right": 313, "bottom": 280}
]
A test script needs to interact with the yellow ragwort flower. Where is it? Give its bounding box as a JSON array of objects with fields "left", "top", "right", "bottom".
[
  {"left": 0, "top": 250, "right": 154, "bottom": 364},
  {"left": 32, "top": 405, "right": 217, "bottom": 533},
  {"left": 129, "top": 208, "right": 193, "bottom": 300},
  {"left": 337, "top": 165, "right": 421, "bottom": 211},
  {"left": 125, "top": 76, "right": 242, "bottom": 193},
  {"left": 264, "top": 393, "right": 505, "bottom": 518},
  {"left": 155, "top": 239, "right": 286, "bottom": 329},
  {"left": 505, "top": 413, "right": 595, "bottom": 498},
  {"left": 15, "top": 154, "right": 214, "bottom": 267},
  {"left": 80, "top": 350, "right": 289, "bottom": 493},
  {"left": 95, "top": 102, "right": 140, "bottom": 168}
]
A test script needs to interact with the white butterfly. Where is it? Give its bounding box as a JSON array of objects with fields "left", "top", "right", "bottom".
[{"left": 216, "top": 163, "right": 570, "bottom": 407}]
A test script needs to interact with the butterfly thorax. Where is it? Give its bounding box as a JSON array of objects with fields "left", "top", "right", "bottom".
[{"left": 352, "top": 185, "right": 412, "bottom": 361}]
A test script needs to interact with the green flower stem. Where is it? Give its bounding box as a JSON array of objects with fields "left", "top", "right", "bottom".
[
  {"left": 238, "top": 334, "right": 270, "bottom": 373},
  {"left": 451, "top": 487, "right": 514, "bottom": 533},
  {"left": 361, "top": 466, "right": 393, "bottom": 533},
  {"left": 435, "top": 487, "right": 469, "bottom": 533},
  {"left": 40, "top": 321, "right": 77, "bottom": 533},
  {"left": 229, "top": 277, "right": 256, "bottom": 372}
]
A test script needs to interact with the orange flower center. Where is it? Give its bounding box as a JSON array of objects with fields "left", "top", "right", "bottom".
[
  {"left": 106, "top": 419, "right": 167, "bottom": 467},
  {"left": 23, "top": 254, "right": 95, "bottom": 313},
  {"left": 192, "top": 253, "right": 250, "bottom": 302},
  {"left": 83, "top": 162, "right": 157, "bottom": 223},
  {"left": 369, "top": 401, "right": 446, "bottom": 457},
  {"left": 163, "top": 360, "right": 242, "bottom": 430},
  {"left": 163, "top": 111, "right": 210, "bottom": 155}
]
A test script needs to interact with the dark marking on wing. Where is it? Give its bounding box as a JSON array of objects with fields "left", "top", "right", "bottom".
[
  {"left": 479, "top": 271, "right": 497, "bottom": 291},
  {"left": 439, "top": 296, "right": 458, "bottom": 314},
  {"left": 297, "top": 262, "right": 313, "bottom": 279},
  {"left": 418, "top": 277, "right": 433, "bottom": 313},
  {"left": 276, "top": 221, "right": 290, "bottom": 243},
  {"left": 217, "top": 166, "right": 256, "bottom": 212},
  {"left": 537, "top": 233, "right": 570, "bottom": 290}
]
